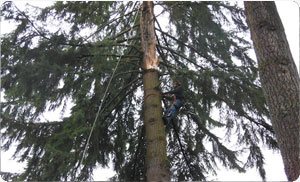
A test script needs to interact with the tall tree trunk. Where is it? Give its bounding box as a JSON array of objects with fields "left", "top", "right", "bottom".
[
  {"left": 140, "top": 1, "right": 170, "bottom": 181},
  {"left": 244, "top": 2, "right": 300, "bottom": 181}
]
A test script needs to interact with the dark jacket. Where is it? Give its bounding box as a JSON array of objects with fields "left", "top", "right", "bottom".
[{"left": 164, "top": 85, "right": 184, "bottom": 100}]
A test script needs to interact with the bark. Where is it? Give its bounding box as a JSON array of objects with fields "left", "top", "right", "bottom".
[
  {"left": 140, "top": 1, "right": 170, "bottom": 181},
  {"left": 244, "top": 2, "right": 300, "bottom": 181}
]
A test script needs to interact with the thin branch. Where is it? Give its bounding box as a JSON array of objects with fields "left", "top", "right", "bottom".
[
  {"left": 213, "top": 94, "right": 274, "bottom": 133},
  {"left": 155, "top": 27, "right": 212, "bottom": 67},
  {"left": 78, "top": 54, "right": 140, "bottom": 59},
  {"left": 133, "top": 125, "right": 145, "bottom": 180},
  {"left": 2, "top": 115, "right": 64, "bottom": 127},
  {"left": 155, "top": 28, "right": 178, "bottom": 72},
  {"left": 96, "top": 41, "right": 141, "bottom": 53},
  {"left": 157, "top": 44, "right": 204, "bottom": 70},
  {"left": 109, "top": 24, "right": 140, "bottom": 41},
  {"left": 102, "top": 77, "right": 141, "bottom": 113},
  {"left": 102, "top": 80, "right": 143, "bottom": 126},
  {"left": 13, "top": 3, "right": 51, "bottom": 41},
  {"left": 83, "top": 4, "right": 140, "bottom": 42},
  {"left": 155, "top": 16, "right": 205, "bottom": 70},
  {"left": 114, "top": 70, "right": 142, "bottom": 78}
]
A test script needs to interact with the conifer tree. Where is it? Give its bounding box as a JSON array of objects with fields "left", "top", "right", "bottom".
[
  {"left": 244, "top": 2, "right": 300, "bottom": 181},
  {"left": 140, "top": 2, "right": 169, "bottom": 181},
  {"left": 1, "top": 1, "right": 277, "bottom": 181}
]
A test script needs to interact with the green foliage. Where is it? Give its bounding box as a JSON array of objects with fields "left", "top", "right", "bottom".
[{"left": 1, "top": 1, "right": 276, "bottom": 181}]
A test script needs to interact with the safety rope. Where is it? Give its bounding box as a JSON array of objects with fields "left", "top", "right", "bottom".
[
  {"left": 170, "top": 119, "right": 194, "bottom": 177},
  {"left": 78, "top": 3, "right": 141, "bottom": 172},
  {"left": 162, "top": 98, "right": 194, "bottom": 177}
]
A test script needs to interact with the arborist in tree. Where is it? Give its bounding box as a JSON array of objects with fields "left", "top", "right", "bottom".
[{"left": 162, "top": 79, "right": 184, "bottom": 124}]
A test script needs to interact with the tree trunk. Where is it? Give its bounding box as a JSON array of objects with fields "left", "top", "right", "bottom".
[
  {"left": 244, "top": 2, "right": 300, "bottom": 181},
  {"left": 140, "top": 1, "right": 170, "bottom": 181}
]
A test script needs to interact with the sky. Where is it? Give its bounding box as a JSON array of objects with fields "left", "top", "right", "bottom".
[{"left": 0, "top": 1, "right": 299, "bottom": 181}]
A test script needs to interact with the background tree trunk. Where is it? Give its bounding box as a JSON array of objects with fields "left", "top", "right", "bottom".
[
  {"left": 244, "top": 2, "right": 300, "bottom": 181},
  {"left": 140, "top": 1, "right": 170, "bottom": 181}
]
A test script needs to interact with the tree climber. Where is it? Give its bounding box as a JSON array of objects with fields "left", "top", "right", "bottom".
[{"left": 162, "top": 79, "right": 184, "bottom": 124}]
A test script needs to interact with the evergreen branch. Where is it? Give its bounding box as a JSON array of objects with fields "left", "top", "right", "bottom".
[
  {"left": 157, "top": 47, "right": 177, "bottom": 71},
  {"left": 77, "top": 39, "right": 142, "bottom": 60},
  {"left": 13, "top": 2, "right": 139, "bottom": 49},
  {"left": 202, "top": 1, "right": 243, "bottom": 12},
  {"left": 188, "top": 111, "right": 245, "bottom": 172},
  {"left": 98, "top": 42, "right": 140, "bottom": 48},
  {"left": 155, "top": 14, "right": 243, "bottom": 72},
  {"left": 155, "top": 17, "right": 183, "bottom": 66},
  {"left": 101, "top": 77, "right": 142, "bottom": 121},
  {"left": 94, "top": 41, "right": 141, "bottom": 53},
  {"left": 103, "top": 81, "right": 142, "bottom": 129},
  {"left": 213, "top": 94, "right": 274, "bottom": 133},
  {"left": 132, "top": 125, "right": 145, "bottom": 180},
  {"left": 156, "top": 28, "right": 201, "bottom": 56},
  {"left": 83, "top": 3, "right": 140, "bottom": 42},
  {"left": 114, "top": 70, "right": 142, "bottom": 78},
  {"left": 157, "top": 44, "right": 204, "bottom": 69},
  {"left": 155, "top": 17, "right": 205, "bottom": 70},
  {"left": 156, "top": 46, "right": 176, "bottom": 70},
  {"left": 155, "top": 27, "right": 210, "bottom": 69},
  {"left": 78, "top": 54, "right": 140, "bottom": 59},
  {"left": 12, "top": 3, "right": 87, "bottom": 48},
  {"left": 13, "top": 3, "right": 50, "bottom": 41},
  {"left": 0, "top": 171, "right": 19, "bottom": 181},
  {"left": 94, "top": 38, "right": 143, "bottom": 121},
  {"left": 98, "top": 38, "right": 141, "bottom": 52},
  {"left": 109, "top": 24, "right": 140, "bottom": 41},
  {"left": 114, "top": 37, "right": 141, "bottom": 45},
  {"left": 155, "top": 25, "right": 250, "bottom": 73},
  {"left": 2, "top": 115, "right": 64, "bottom": 127},
  {"left": 154, "top": 28, "right": 178, "bottom": 72},
  {"left": 153, "top": 2, "right": 181, "bottom": 19},
  {"left": 90, "top": 36, "right": 142, "bottom": 122}
]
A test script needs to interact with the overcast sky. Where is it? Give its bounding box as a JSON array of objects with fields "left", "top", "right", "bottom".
[{"left": 1, "top": 1, "right": 299, "bottom": 181}]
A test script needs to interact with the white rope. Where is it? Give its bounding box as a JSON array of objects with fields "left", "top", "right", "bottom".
[{"left": 78, "top": 3, "right": 141, "bottom": 172}]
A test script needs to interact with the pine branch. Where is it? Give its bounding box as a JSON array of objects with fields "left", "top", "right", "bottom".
[
  {"left": 155, "top": 17, "right": 205, "bottom": 70},
  {"left": 154, "top": 28, "right": 178, "bottom": 71},
  {"left": 109, "top": 25, "right": 140, "bottom": 41},
  {"left": 130, "top": 125, "right": 145, "bottom": 180},
  {"left": 213, "top": 94, "right": 274, "bottom": 133},
  {"left": 103, "top": 81, "right": 142, "bottom": 128},
  {"left": 114, "top": 70, "right": 142, "bottom": 78},
  {"left": 0, "top": 171, "right": 19, "bottom": 181},
  {"left": 2, "top": 115, "right": 64, "bottom": 127},
  {"left": 95, "top": 76, "right": 142, "bottom": 127},
  {"left": 12, "top": 2, "right": 140, "bottom": 49},
  {"left": 155, "top": 17, "right": 183, "bottom": 66},
  {"left": 155, "top": 27, "right": 209, "bottom": 69},
  {"left": 78, "top": 54, "right": 140, "bottom": 59},
  {"left": 188, "top": 111, "right": 245, "bottom": 173},
  {"left": 12, "top": 3, "right": 49, "bottom": 40},
  {"left": 157, "top": 44, "right": 204, "bottom": 69},
  {"left": 94, "top": 41, "right": 141, "bottom": 53},
  {"left": 11, "top": 4, "right": 85, "bottom": 48},
  {"left": 83, "top": 2, "right": 140, "bottom": 42}
]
